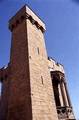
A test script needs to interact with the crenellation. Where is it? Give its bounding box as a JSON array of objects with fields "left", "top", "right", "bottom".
[
  {"left": 48, "top": 57, "right": 65, "bottom": 73},
  {"left": 9, "top": 5, "right": 45, "bottom": 33}
]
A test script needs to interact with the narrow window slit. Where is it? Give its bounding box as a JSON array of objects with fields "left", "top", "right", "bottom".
[
  {"left": 41, "top": 76, "right": 44, "bottom": 85},
  {"left": 37, "top": 47, "right": 40, "bottom": 55}
]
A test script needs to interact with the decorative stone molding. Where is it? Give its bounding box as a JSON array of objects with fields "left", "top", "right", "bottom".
[
  {"left": 9, "top": 6, "right": 45, "bottom": 33},
  {"left": 57, "top": 106, "right": 75, "bottom": 120},
  {"left": 51, "top": 71, "right": 65, "bottom": 83}
]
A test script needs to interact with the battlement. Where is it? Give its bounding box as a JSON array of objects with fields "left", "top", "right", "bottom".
[
  {"left": 48, "top": 57, "right": 65, "bottom": 74},
  {"left": 9, "top": 5, "right": 46, "bottom": 32}
]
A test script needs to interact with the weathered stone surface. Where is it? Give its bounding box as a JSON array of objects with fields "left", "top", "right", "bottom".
[
  {"left": 0, "top": 5, "right": 58, "bottom": 120},
  {"left": 27, "top": 18, "right": 58, "bottom": 120}
]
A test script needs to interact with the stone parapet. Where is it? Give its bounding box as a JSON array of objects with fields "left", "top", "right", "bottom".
[
  {"left": 9, "top": 5, "right": 46, "bottom": 32},
  {"left": 48, "top": 57, "right": 65, "bottom": 74}
]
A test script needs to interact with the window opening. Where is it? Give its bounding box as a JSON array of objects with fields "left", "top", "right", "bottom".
[
  {"left": 41, "top": 76, "right": 44, "bottom": 85},
  {"left": 37, "top": 47, "right": 40, "bottom": 55},
  {"left": 52, "top": 76, "right": 61, "bottom": 107}
]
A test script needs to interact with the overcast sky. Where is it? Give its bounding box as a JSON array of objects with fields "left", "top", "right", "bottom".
[{"left": 0, "top": 0, "right": 79, "bottom": 119}]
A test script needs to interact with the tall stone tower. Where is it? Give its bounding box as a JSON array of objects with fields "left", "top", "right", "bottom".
[
  {"left": 0, "top": 5, "right": 58, "bottom": 120},
  {"left": 0, "top": 5, "right": 76, "bottom": 120}
]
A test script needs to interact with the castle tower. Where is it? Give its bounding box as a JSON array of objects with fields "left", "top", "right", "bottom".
[
  {"left": 0, "top": 5, "right": 58, "bottom": 120},
  {"left": 0, "top": 5, "right": 76, "bottom": 120}
]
